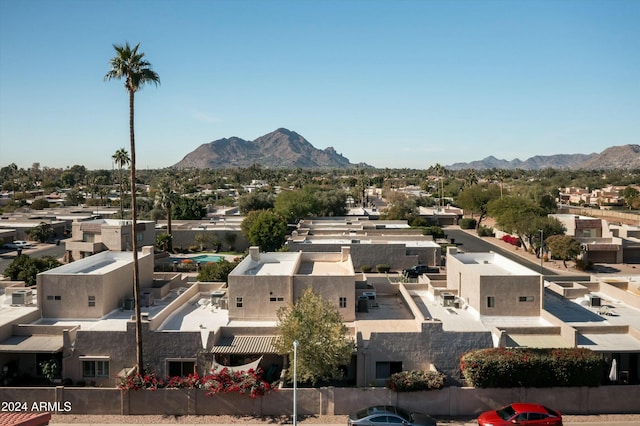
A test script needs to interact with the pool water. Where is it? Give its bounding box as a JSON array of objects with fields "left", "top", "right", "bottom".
[
  {"left": 189, "top": 254, "right": 224, "bottom": 264},
  {"left": 168, "top": 255, "right": 224, "bottom": 264}
]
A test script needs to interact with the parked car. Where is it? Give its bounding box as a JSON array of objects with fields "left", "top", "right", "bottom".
[
  {"left": 402, "top": 264, "right": 439, "bottom": 278},
  {"left": 348, "top": 405, "right": 437, "bottom": 426},
  {"left": 477, "top": 403, "right": 563, "bottom": 426},
  {"left": 3, "top": 240, "right": 32, "bottom": 250}
]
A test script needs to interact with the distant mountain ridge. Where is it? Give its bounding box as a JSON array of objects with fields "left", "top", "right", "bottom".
[
  {"left": 447, "top": 144, "right": 640, "bottom": 170},
  {"left": 173, "top": 128, "right": 365, "bottom": 169}
]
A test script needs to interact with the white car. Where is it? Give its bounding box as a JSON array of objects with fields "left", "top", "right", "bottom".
[{"left": 3, "top": 240, "right": 32, "bottom": 249}]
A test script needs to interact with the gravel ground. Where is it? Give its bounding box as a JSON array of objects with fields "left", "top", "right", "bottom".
[{"left": 50, "top": 413, "right": 640, "bottom": 424}]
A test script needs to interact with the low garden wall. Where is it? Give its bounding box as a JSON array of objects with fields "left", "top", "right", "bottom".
[{"left": 1, "top": 386, "right": 639, "bottom": 416}]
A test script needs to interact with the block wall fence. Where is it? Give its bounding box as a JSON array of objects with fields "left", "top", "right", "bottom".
[{"left": 0, "top": 386, "right": 639, "bottom": 416}]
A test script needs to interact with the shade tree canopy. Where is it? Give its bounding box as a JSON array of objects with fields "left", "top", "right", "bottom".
[{"left": 274, "top": 287, "right": 354, "bottom": 385}]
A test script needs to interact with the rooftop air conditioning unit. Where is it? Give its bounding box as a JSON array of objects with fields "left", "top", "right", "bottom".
[
  {"left": 12, "top": 289, "right": 33, "bottom": 306},
  {"left": 588, "top": 294, "right": 601, "bottom": 307},
  {"left": 441, "top": 292, "right": 455, "bottom": 307}
]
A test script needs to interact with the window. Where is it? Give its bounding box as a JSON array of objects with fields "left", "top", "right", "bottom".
[
  {"left": 269, "top": 296, "right": 284, "bottom": 302},
  {"left": 339, "top": 297, "right": 347, "bottom": 308},
  {"left": 47, "top": 295, "right": 61, "bottom": 301},
  {"left": 83, "top": 233, "right": 95, "bottom": 243},
  {"left": 82, "top": 360, "right": 110, "bottom": 378},
  {"left": 236, "top": 297, "right": 243, "bottom": 308},
  {"left": 487, "top": 296, "right": 495, "bottom": 308},
  {"left": 168, "top": 360, "right": 195, "bottom": 377},
  {"left": 375, "top": 361, "right": 402, "bottom": 379},
  {"left": 519, "top": 296, "right": 534, "bottom": 302},
  {"left": 88, "top": 296, "right": 96, "bottom": 307}
]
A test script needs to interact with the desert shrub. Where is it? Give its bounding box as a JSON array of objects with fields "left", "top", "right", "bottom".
[
  {"left": 421, "top": 226, "right": 445, "bottom": 239},
  {"left": 386, "top": 370, "right": 446, "bottom": 392},
  {"left": 477, "top": 226, "right": 494, "bottom": 237},
  {"left": 376, "top": 263, "right": 391, "bottom": 273},
  {"left": 360, "top": 264, "right": 372, "bottom": 273},
  {"left": 459, "top": 218, "right": 477, "bottom": 229},
  {"left": 460, "top": 348, "right": 603, "bottom": 388}
]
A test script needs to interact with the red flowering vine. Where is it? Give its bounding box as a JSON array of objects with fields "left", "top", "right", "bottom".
[{"left": 117, "top": 367, "right": 273, "bottom": 398}]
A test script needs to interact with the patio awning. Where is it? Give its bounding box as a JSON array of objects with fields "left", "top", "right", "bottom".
[
  {"left": 210, "top": 335, "right": 278, "bottom": 354},
  {"left": 0, "top": 335, "right": 63, "bottom": 353}
]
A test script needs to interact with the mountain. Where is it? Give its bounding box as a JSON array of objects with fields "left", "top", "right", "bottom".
[
  {"left": 173, "top": 128, "right": 362, "bottom": 169},
  {"left": 446, "top": 145, "right": 640, "bottom": 170}
]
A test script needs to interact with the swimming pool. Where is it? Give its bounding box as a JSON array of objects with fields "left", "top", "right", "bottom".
[
  {"left": 189, "top": 254, "right": 224, "bottom": 264},
  {"left": 168, "top": 254, "right": 224, "bottom": 264}
]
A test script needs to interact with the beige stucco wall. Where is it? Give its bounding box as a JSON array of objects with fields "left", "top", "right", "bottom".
[
  {"left": 38, "top": 249, "right": 154, "bottom": 319},
  {"left": 446, "top": 249, "right": 541, "bottom": 316},
  {"left": 228, "top": 273, "right": 293, "bottom": 321}
]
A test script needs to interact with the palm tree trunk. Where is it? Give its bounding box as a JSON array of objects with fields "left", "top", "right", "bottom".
[
  {"left": 119, "top": 166, "right": 124, "bottom": 219},
  {"left": 166, "top": 205, "right": 173, "bottom": 252},
  {"left": 129, "top": 90, "right": 144, "bottom": 374}
]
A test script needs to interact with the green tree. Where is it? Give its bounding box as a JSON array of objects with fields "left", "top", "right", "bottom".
[
  {"left": 620, "top": 187, "right": 640, "bottom": 210},
  {"left": 29, "top": 222, "right": 54, "bottom": 243},
  {"left": 4, "top": 255, "right": 62, "bottom": 286},
  {"left": 488, "top": 196, "right": 544, "bottom": 251},
  {"left": 238, "top": 191, "right": 275, "bottom": 214},
  {"left": 155, "top": 180, "right": 178, "bottom": 251},
  {"left": 112, "top": 148, "right": 130, "bottom": 219},
  {"left": 30, "top": 198, "right": 50, "bottom": 210},
  {"left": 545, "top": 234, "right": 582, "bottom": 268},
  {"left": 156, "top": 233, "right": 172, "bottom": 252},
  {"left": 274, "top": 188, "right": 318, "bottom": 223},
  {"left": 240, "top": 210, "right": 288, "bottom": 252},
  {"left": 455, "top": 184, "right": 501, "bottom": 229},
  {"left": 381, "top": 192, "right": 417, "bottom": 221},
  {"left": 197, "top": 258, "right": 239, "bottom": 282},
  {"left": 172, "top": 197, "right": 205, "bottom": 220},
  {"left": 274, "top": 287, "right": 354, "bottom": 385},
  {"left": 105, "top": 41, "right": 160, "bottom": 373}
]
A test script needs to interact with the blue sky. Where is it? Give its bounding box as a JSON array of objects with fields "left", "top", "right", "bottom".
[{"left": 1, "top": 0, "right": 638, "bottom": 170}]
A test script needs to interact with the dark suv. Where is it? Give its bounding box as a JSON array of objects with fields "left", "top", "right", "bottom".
[{"left": 402, "top": 264, "right": 439, "bottom": 278}]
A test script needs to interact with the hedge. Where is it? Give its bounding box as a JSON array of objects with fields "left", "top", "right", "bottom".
[
  {"left": 386, "top": 370, "right": 446, "bottom": 392},
  {"left": 460, "top": 348, "right": 603, "bottom": 388},
  {"left": 459, "top": 218, "right": 477, "bottom": 229}
]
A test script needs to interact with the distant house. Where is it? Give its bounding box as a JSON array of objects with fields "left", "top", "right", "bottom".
[
  {"left": 64, "top": 218, "right": 156, "bottom": 261},
  {"left": 286, "top": 217, "right": 442, "bottom": 271}
]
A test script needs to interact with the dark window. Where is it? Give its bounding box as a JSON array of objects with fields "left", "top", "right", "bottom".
[
  {"left": 168, "top": 360, "right": 195, "bottom": 377},
  {"left": 88, "top": 296, "right": 96, "bottom": 307},
  {"left": 82, "top": 360, "right": 109, "bottom": 378},
  {"left": 487, "top": 296, "right": 495, "bottom": 308},
  {"left": 370, "top": 416, "right": 388, "bottom": 423},
  {"left": 375, "top": 361, "right": 402, "bottom": 379},
  {"left": 236, "top": 297, "right": 243, "bottom": 308},
  {"left": 519, "top": 296, "right": 534, "bottom": 302},
  {"left": 54, "top": 295, "right": 61, "bottom": 301},
  {"left": 340, "top": 297, "right": 347, "bottom": 308}
]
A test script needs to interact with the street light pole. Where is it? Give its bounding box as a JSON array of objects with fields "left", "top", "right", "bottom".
[{"left": 293, "top": 340, "right": 299, "bottom": 426}]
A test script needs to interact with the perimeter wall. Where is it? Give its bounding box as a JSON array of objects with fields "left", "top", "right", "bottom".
[{"left": 0, "top": 386, "right": 638, "bottom": 416}]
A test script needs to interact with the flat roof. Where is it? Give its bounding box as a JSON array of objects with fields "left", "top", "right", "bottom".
[
  {"left": 40, "top": 250, "right": 136, "bottom": 275},
  {"left": 0, "top": 335, "right": 63, "bottom": 353},
  {"left": 452, "top": 252, "right": 538, "bottom": 276},
  {"left": 231, "top": 252, "right": 300, "bottom": 276}
]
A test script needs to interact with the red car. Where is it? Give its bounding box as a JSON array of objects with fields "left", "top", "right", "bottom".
[{"left": 477, "top": 403, "right": 563, "bottom": 426}]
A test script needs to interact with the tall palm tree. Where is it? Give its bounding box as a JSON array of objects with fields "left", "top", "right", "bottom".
[
  {"left": 105, "top": 42, "right": 159, "bottom": 374},
  {"left": 112, "top": 148, "right": 130, "bottom": 219},
  {"left": 433, "top": 163, "right": 445, "bottom": 209},
  {"left": 155, "top": 179, "right": 178, "bottom": 252}
]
